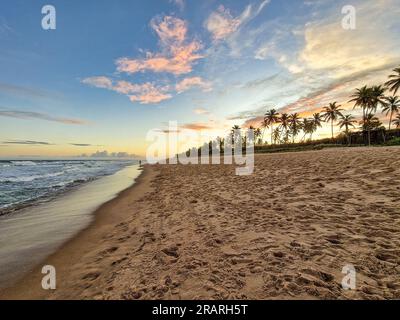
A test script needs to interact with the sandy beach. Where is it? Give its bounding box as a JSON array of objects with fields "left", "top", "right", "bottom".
[{"left": 1, "top": 147, "right": 400, "bottom": 300}]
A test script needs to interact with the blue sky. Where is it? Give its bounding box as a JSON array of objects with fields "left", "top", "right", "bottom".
[{"left": 1, "top": 0, "right": 400, "bottom": 157}]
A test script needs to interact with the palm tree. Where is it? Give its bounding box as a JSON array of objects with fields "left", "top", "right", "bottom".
[
  {"left": 359, "top": 113, "right": 383, "bottom": 145},
  {"left": 301, "top": 118, "right": 314, "bottom": 141},
  {"left": 369, "top": 85, "right": 386, "bottom": 114},
  {"left": 338, "top": 114, "right": 356, "bottom": 145},
  {"left": 247, "top": 125, "right": 256, "bottom": 145},
  {"left": 252, "top": 127, "right": 262, "bottom": 145},
  {"left": 218, "top": 137, "right": 224, "bottom": 152},
  {"left": 288, "top": 113, "right": 302, "bottom": 143},
  {"left": 385, "top": 66, "right": 400, "bottom": 95},
  {"left": 301, "top": 118, "right": 309, "bottom": 141},
  {"left": 349, "top": 86, "right": 371, "bottom": 141},
  {"left": 272, "top": 127, "right": 281, "bottom": 144},
  {"left": 260, "top": 119, "right": 269, "bottom": 144},
  {"left": 311, "top": 113, "right": 323, "bottom": 140},
  {"left": 278, "top": 113, "right": 290, "bottom": 143},
  {"left": 360, "top": 86, "right": 385, "bottom": 145},
  {"left": 264, "top": 109, "right": 280, "bottom": 145},
  {"left": 392, "top": 114, "right": 400, "bottom": 128},
  {"left": 231, "top": 125, "right": 241, "bottom": 145},
  {"left": 382, "top": 96, "right": 400, "bottom": 130},
  {"left": 322, "top": 102, "right": 344, "bottom": 139}
]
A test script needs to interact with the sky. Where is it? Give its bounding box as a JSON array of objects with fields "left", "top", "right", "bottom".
[{"left": 0, "top": 0, "right": 400, "bottom": 158}]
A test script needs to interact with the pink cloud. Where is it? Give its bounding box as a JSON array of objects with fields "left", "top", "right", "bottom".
[
  {"left": 82, "top": 16, "right": 209, "bottom": 104},
  {"left": 205, "top": 5, "right": 242, "bottom": 41},
  {"left": 151, "top": 16, "right": 187, "bottom": 46},
  {"left": 116, "top": 16, "right": 203, "bottom": 75},
  {"left": 193, "top": 108, "right": 210, "bottom": 115},
  {"left": 128, "top": 83, "right": 172, "bottom": 104},
  {"left": 82, "top": 77, "right": 172, "bottom": 104},
  {"left": 112, "top": 80, "right": 142, "bottom": 94},
  {"left": 116, "top": 42, "right": 202, "bottom": 75},
  {"left": 176, "top": 77, "right": 212, "bottom": 93},
  {"left": 180, "top": 122, "right": 214, "bottom": 131},
  {"left": 129, "top": 92, "right": 172, "bottom": 104}
]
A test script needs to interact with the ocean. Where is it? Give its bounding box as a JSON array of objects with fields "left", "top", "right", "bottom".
[
  {"left": 0, "top": 160, "right": 142, "bottom": 289},
  {"left": 0, "top": 159, "right": 135, "bottom": 214}
]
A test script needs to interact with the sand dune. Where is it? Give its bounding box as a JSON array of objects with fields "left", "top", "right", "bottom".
[{"left": 2, "top": 147, "right": 400, "bottom": 300}]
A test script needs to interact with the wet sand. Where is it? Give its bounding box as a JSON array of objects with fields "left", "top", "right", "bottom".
[
  {"left": 0, "top": 164, "right": 142, "bottom": 292},
  {"left": 1, "top": 147, "right": 400, "bottom": 300}
]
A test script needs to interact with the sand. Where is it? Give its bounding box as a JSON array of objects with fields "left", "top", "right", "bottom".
[{"left": 1, "top": 147, "right": 400, "bottom": 300}]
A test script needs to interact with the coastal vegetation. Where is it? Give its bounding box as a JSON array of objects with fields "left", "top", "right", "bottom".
[
  {"left": 242, "top": 65, "right": 400, "bottom": 151},
  {"left": 186, "top": 66, "right": 400, "bottom": 156}
]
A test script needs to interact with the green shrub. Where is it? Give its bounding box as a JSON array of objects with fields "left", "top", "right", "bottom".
[{"left": 384, "top": 137, "right": 400, "bottom": 146}]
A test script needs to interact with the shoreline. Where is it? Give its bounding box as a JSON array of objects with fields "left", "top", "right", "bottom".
[
  {"left": 1, "top": 147, "right": 399, "bottom": 300},
  {"left": 0, "top": 160, "right": 136, "bottom": 217},
  {"left": 0, "top": 165, "right": 151, "bottom": 299}
]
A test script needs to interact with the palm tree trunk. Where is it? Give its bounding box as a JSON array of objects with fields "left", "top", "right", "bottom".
[
  {"left": 262, "top": 127, "right": 266, "bottom": 145},
  {"left": 331, "top": 119, "right": 334, "bottom": 140},
  {"left": 389, "top": 111, "right": 393, "bottom": 131},
  {"left": 270, "top": 125, "right": 273, "bottom": 145},
  {"left": 362, "top": 107, "right": 366, "bottom": 145},
  {"left": 368, "top": 130, "right": 371, "bottom": 146}
]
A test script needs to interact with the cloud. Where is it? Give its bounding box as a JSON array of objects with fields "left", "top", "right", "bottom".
[
  {"left": 82, "top": 15, "right": 210, "bottom": 105},
  {"left": 0, "top": 109, "right": 88, "bottom": 125},
  {"left": 299, "top": 0, "right": 400, "bottom": 79},
  {"left": 202, "top": 1, "right": 273, "bottom": 73},
  {"left": 242, "top": 72, "right": 282, "bottom": 89},
  {"left": 176, "top": 77, "right": 212, "bottom": 93},
  {"left": 193, "top": 107, "right": 210, "bottom": 115},
  {"left": 0, "top": 17, "right": 14, "bottom": 37},
  {"left": 206, "top": 5, "right": 243, "bottom": 41},
  {"left": 156, "top": 122, "right": 215, "bottom": 133},
  {"left": 116, "top": 16, "right": 203, "bottom": 75},
  {"left": 253, "top": 0, "right": 400, "bottom": 79},
  {"left": 83, "top": 75, "right": 212, "bottom": 104},
  {"left": 116, "top": 43, "right": 203, "bottom": 76},
  {"left": 111, "top": 80, "right": 142, "bottom": 94},
  {"left": 70, "top": 143, "right": 103, "bottom": 147},
  {"left": 229, "top": 0, "right": 400, "bottom": 134},
  {"left": 151, "top": 15, "right": 187, "bottom": 45},
  {"left": 129, "top": 88, "right": 172, "bottom": 104},
  {"left": 82, "top": 77, "right": 172, "bottom": 104},
  {"left": 238, "top": 61, "right": 400, "bottom": 129},
  {"left": 87, "top": 150, "right": 140, "bottom": 159},
  {"left": 170, "top": 0, "right": 185, "bottom": 11},
  {"left": 205, "top": 1, "right": 270, "bottom": 42},
  {"left": 0, "top": 82, "right": 50, "bottom": 99},
  {"left": 2, "top": 140, "right": 53, "bottom": 145},
  {"left": 114, "top": 81, "right": 172, "bottom": 104},
  {"left": 180, "top": 122, "right": 214, "bottom": 131},
  {"left": 81, "top": 76, "right": 113, "bottom": 89},
  {"left": 256, "top": 0, "right": 270, "bottom": 15}
]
